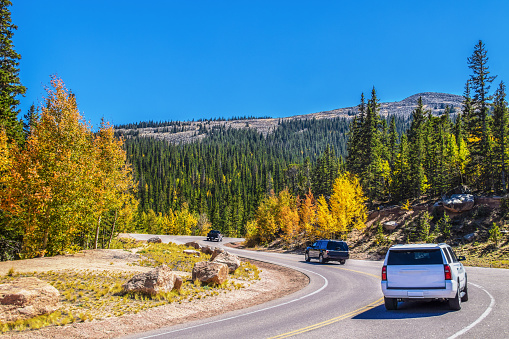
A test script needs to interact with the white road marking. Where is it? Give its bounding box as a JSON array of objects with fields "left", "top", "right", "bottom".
[
  {"left": 133, "top": 265, "right": 329, "bottom": 339},
  {"left": 447, "top": 282, "right": 495, "bottom": 339}
]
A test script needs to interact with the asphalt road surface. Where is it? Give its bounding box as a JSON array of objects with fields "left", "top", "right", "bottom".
[{"left": 124, "top": 234, "right": 509, "bottom": 338}]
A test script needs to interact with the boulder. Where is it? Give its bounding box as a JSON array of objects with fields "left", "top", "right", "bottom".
[
  {"left": 201, "top": 245, "right": 214, "bottom": 255},
  {"left": 147, "top": 237, "right": 162, "bottom": 244},
  {"left": 185, "top": 241, "right": 202, "bottom": 250},
  {"left": 122, "top": 265, "right": 182, "bottom": 295},
  {"left": 183, "top": 249, "right": 201, "bottom": 255},
  {"left": 192, "top": 261, "right": 228, "bottom": 285},
  {"left": 383, "top": 221, "right": 398, "bottom": 231},
  {"left": 442, "top": 194, "right": 475, "bottom": 213},
  {"left": 211, "top": 251, "right": 241, "bottom": 273},
  {"left": 0, "top": 277, "right": 60, "bottom": 323},
  {"left": 210, "top": 247, "right": 225, "bottom": 261},
  {"left": 445, "top": 185, "right": 471, "bottom": 197},
  {"left": 463, "top": 233, "right": 476, "bottom": 243}
]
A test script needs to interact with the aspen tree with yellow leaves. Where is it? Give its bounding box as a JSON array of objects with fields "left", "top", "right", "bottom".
[
  {"left": 329, "top": 172, "right": 367, "bottom": 238},
  {"left": 3, "top": 76, "right": 137, "bottom": 258}
]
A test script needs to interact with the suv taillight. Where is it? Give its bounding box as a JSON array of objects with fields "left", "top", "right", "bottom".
[
  {"left": 444, "top": 264, "right": 452, "bottom": 280},
  {"left": 382, "top": 265, "right": 387, "bottom": 281}
]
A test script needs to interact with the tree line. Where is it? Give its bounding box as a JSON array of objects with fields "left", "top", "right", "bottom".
[
  {"left": 1, "top": 0, "right": 506, "bottom": 257},
  {"left": 346, "top": 40, "right": 507, "bottom": 202}
]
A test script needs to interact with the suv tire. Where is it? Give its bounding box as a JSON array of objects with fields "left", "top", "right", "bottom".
[
  {"left": 319, "top": 254, "right": 326, "bottom": 264},
  {"left": 461, "top": 278, "right": 469, "bottom": 302},
  {"left": 305, "top": 253, "right": 310, "bottom": 262},
  {"left": 448, "top": 285, "right": 462, "bottom": 310},
  {"left": 384, "top": 297, "right": 398, "bottom": 310}
]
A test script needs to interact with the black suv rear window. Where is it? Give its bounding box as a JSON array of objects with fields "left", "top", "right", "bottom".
[
  {"left": 387, "top": 249, "right": 443, "bottom": 265},
  {"left": 326, "top": 241, "right": 348, "bottom": 251}
]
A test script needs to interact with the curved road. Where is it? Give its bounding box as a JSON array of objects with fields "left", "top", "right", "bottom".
[{"left": 124, "top": 235, "right": 509, "bottom": 338}]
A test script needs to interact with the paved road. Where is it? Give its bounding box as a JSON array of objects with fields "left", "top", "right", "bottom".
[{"left": 124, "top": 234, "right": 509, "bottom": 338}]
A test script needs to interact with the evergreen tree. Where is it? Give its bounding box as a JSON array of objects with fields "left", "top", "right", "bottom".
[
  {"left": 23, "top": 104, "right": 39, "bottom": 138},
  {"left": 346, "top": 93, "right": 366, "bottom": 175},
  {"left": 0, "top": 0, "right": 25, "bottom": 144},
  {"left": 362, "top": 87, "right": 386, "bottom": 200},
  {"left": 492, "top": 81, "right": 509, "bottom": 193},
  {"left": 466, "top": 40, "right": 497, "bottom": 191},
  {"left": 407, "top": 97, "right": 427, "bottom": 198}
]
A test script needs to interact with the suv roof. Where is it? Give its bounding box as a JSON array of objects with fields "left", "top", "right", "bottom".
[{"left": 389, "top": 243, "right": 448, "bottom": 250}]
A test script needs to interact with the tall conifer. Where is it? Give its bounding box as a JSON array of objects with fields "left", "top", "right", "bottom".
[
  {"left": 466, "top": 40, "right": 496, "bottom": 190},
  {"left": 0, "top": 0, "right": 25, "bottom": 144},
  {"left": 492, "top": 81, "right": 509, "bottom": 193}
]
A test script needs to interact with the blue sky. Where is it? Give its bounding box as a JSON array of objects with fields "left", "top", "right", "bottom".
[{"left": 13, "top": 0, "right": 509, "bottom": 127}]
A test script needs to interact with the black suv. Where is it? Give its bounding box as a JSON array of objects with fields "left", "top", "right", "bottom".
[
  {"left": 206, "top": 230, "right": 223, "bottom": 242},
  {"left": 305, "top": 240, "right": 349, "bottom": 264}
]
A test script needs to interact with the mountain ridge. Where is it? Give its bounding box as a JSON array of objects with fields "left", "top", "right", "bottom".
[{"left": 116, "top": 92, "right": 464, "bottom": 143}]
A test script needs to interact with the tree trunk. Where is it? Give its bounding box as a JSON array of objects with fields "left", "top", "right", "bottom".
[
  {"left": 94, "top": 216, "right": 101, "bottom": 249},
  {"left": 108, "top": 210, "right": 118, "bottom": 249}
]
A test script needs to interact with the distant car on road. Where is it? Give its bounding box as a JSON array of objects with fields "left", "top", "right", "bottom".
[
  {"left": 304, "top": 239, "right": 349, "bottom": 264},
  {"left": 207, "top": 230, "right": 223, "bottom": 242},
  {"left": 381, "top": 243, "right": 468, "bottom": 311}
]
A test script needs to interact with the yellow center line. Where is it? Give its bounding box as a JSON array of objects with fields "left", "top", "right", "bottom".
[{"left": 268, "top": 265, "right": 383, "bottom": 339}]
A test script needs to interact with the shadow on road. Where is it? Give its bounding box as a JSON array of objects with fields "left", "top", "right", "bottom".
[
  {"left": 299, "top": 261, "right": 345, "bottom": 266},
  {"left": 353, "top": 301, "right": 453, "bottom": 320}
]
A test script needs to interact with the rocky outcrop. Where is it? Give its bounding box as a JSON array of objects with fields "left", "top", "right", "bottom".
[
  {"left": 192, "top": 261, "right": 228, "bottom": 285},
  {"left": 211, "top": 251, "right": 241, "bottom": 273},
  {"left": 210, "top": 247, "right": 225, "bottom": 261},
  {"left": 442, "top": 194, "right": 475, "bottom": 213},
  {"left": 200, "top": 245, "right": 214, "bottom": 255},
  {"left": 185, "top": 241, "right": 202, "bottom": 250},
  {"left": 383, "top": 221, "right": 398, "bottom": 231},
  {"left": 122, "top": 265, "right": 182, "bottom": 295},
  {"left": 147, "top": 237, "right": 162, "bottom": 244},
  {"left": 0, "top": 277, "right": 60, "bottom": 323}
]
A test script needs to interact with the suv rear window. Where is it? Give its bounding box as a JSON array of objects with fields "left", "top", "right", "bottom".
[
  {"left": 387, "top": 249, "right": 443, "bottom": 265},
  {"left": 326, "top": 241, "right": 348, "bottom": 251}
]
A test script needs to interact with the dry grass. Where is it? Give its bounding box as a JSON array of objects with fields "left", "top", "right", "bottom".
[
  {"left": 0, "top": 242, "right": 260, "bottom": 334},
  {"left": 348, "top": 203, "right": 509, "bottom": 267}
]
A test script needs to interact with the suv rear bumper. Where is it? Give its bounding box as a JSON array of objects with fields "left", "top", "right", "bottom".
[{"left": 381, "top": 280, "right": 457, "bottom": 299}]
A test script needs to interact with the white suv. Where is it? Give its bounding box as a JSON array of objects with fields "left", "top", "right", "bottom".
[{"left": 381, "top": 243, "right": 468, "bottom": 311}]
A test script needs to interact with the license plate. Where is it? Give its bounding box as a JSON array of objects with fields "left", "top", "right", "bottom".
[{"left": 408, "top": 291, "right": 424, "bottom": 297}]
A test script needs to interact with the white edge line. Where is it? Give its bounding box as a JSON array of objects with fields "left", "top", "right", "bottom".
[
  {"left": 447, "top": 282, "right": 495, "bottom": 339},
  {"left": 134, "top": 264, "right": 329, "bottom": 339}
]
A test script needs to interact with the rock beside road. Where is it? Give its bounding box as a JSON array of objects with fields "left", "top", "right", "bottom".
[
  {"left": 210, "top": 247, "right": 225, "bottom": 261},
  {"left": 122, "top": 265, "right": 182, "bottom": 295},
  {"left": 185, "top": 241, "right": 201, "bottom": 250},
  {"left": 211, "top": 251, "right": 241, "bottom": 273},
  {"left": 192, "top": 261, "right": 228, "bottom": 284},
  {"left": 442, "top": 194, "right": 475, "bottom": 213},
  {"left": 0, "top": 277, "right": 61, "bottom": 323}
]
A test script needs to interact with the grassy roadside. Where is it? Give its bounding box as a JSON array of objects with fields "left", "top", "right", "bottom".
[
  {"left": 0, "top": 242, "right": 260, "bottom": 334},
  {"left": 347, "top": 203, "right": 509, "bottom": 269}
]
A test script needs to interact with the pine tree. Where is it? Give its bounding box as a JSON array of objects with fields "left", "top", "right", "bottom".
[
  {"left": 407, "top": 97, "right": 428, "bottom": 198},
  {"left": 0, "top": 0, "right": 25, "bottom": 144},
  {"left": 23, "top": 104, "right": 39, "bottom": 138},
  {"left": 492, "top": 81, "right": 509, "bottom": 193},
  {"left": 346, "top": 93, "right": 366, "bottom": 175},
  {"left": 466, "top": 40, "right": 497, "bottom": 191}
]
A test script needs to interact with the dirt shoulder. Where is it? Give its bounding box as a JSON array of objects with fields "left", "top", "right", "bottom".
[{"left": 0, "top": 248, "right": 309, "bottom": 339}]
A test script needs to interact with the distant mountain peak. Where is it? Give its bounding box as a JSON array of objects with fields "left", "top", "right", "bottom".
[{"left": 116, "top": 92, "right": 464, "bottom": 143}]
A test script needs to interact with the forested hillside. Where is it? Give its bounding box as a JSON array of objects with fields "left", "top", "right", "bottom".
[
  {"left": 1, "top": 0, "right": 506, "bottom": 261},
  {"left": 123, "top": 118, "right": 376, "bottom": 236},
  {"left": 119, "top": 41, "right": 508, "bottom": 244}
]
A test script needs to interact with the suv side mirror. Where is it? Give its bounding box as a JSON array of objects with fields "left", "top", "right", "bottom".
[{"left": 458, "top": 256, "right": 466, "bottom": 261}]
